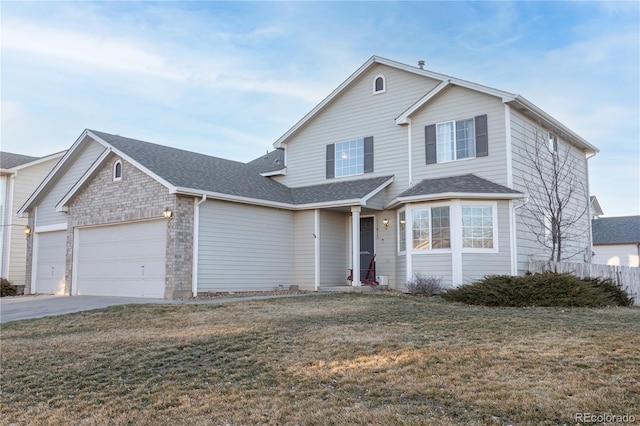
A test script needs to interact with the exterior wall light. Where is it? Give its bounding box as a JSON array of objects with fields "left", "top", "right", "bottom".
[
  {"left": 163, "top": 208, "right": 173, "bottom": 220},
  {"left": 382, "top": 218, "right": 389, "bottom": 229},
  {"left": 24, "top": 226, "right": 32, "bottom": 236}
]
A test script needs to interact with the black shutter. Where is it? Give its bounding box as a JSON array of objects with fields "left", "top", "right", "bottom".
[
  {"left": 326, "top": 144, "right": 335, "bottom": 179},
  {"left": 364, "top": 136, "right": 374, "bottom": 173},
  {"left": 475, "top": 114, "right": 488, "bottom": 157},
  {"left": 425, "top": 124, "right": 437, "bottom": 164}
]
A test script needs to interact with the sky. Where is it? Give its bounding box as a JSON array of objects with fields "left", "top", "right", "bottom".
[{"left": 1, "top": 1, "right": 638, "bottom": 216}]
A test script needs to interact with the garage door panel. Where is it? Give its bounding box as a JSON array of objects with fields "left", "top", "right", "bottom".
[
  {"left": 35, "top": 231, "right": 67, "bottom": 295},
  {"left": 77, "top": 220, "right": 166, "bottom": 298}
]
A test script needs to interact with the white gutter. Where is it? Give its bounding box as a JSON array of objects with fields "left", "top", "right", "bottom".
[{"left": 386, "top": 191, "right": 525, "bottom": 210}]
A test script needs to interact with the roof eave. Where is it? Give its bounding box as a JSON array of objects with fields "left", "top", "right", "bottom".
[
  {"left": 386, "top": 191, "right": 525, "bottom": 210},
  {"left": 508, "top": 96, "right": 599, "bottom": 154}
]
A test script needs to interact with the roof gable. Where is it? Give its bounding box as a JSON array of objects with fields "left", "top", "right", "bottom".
[{"left": 273, "top": 55, "right": 597, "bottom": 154}]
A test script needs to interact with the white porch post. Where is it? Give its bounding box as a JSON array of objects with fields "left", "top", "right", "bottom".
[{"left": 351, "top": 206, "right": 361, "bottom": 286}]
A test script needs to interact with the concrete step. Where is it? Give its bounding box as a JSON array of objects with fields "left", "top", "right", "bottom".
[{"left": 318, "top": 285, "right": 387, "bottom": 293}]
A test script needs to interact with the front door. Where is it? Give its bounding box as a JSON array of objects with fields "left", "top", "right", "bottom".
[{"left": 360, "top": 217, "right": 375, "bottom": 280}]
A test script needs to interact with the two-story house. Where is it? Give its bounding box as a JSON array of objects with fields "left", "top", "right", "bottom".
[
  {"left": 19, "top": 56, "right": 597, "bottom": 298},
  {"left": 1, "top": 151, "right": 65, "bottom": 289}
]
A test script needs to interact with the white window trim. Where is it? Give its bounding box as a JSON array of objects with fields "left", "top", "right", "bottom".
[
  {"left": 410, "top": 201, "right": 452, "bottom": 254},
  {"left": 461, "top": 201, "right": 499, "bottom": 253},
  {"left": 436, "top": 117, "right": 476, "bottom": 163},
  {"left": 373, "top": 74, "right": 386, "bottom": 94},
  {"left": 113, "top": 160, "right": 123, "bottom": 181},
  {"left": 397, "top": 208, "right": 406, "bottom": 255},
  {"left": 334, "top": 138, "right": 365, "bottom": 178}
]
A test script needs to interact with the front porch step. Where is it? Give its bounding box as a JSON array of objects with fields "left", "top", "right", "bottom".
[{"left": 318, "top": 286, "right": 379, "bottom": 293}]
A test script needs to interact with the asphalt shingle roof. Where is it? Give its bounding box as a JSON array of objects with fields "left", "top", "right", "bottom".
[
  {"left": 398, "top": 174, "right": 522, "bottom": 198},
  {"left": 248, "top": 149, "right": 285, "bottom": 173},
  {"left": 0, "top": 152, "right": 39, "bottom": 169},
  {"left": 592, "top": 216, "right": 640, "bottom": 245},
  {"left": 90, "top": 130, "right": 391, "bottom": 206}
]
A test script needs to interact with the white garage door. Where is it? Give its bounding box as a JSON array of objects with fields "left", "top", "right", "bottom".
[
  {"left": 35, "top": 230, "right": 67, "bottom": 295},
  {"left": 76, "top": 220, "right": 166, "bottom": 298}
]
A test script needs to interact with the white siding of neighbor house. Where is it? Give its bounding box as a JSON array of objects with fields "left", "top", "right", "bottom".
[
  {"left": 274, "top": 63, "right": 442, "bottom": 202},
  {"left": 593, "top": 244, "right": 640, "bottom": 267},
  {"left": 461, "top": 200, "right": 512, "bottom": 283},
  {"left": 197, "top": 200, "right": 295, "bottom": 292},
  {"left": 319, "top": 210, "right": 348, "bottom": 287},
  {"left": 410, "top": 85, "right": 508, "bottom": 186},
  {"left": 36, "top": 141, "right": 106, "bottom": 227},
  {"left": 510, "top": 110, "right": 591, "bottom": 272},
  {"left": 294, "top": 210, "right": 316, "bottom": 290},
  {"left": 6, "top": 157, "right": 61, "bottom": 285}
]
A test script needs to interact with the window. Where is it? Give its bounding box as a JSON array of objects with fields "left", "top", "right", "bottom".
[
  {"left": 462, "top": 205, "right": 495, "bottom": 249},
  {"left": 548, "top": 131, "right": 558, "bottom": 153},
  {"left": 326, "top": 137, "right": 374, "bottom": 179},
  {"left": 436, "top": 119, "right": 475, "bottom": 162},
  {"left": 335, "top": 138, "right": 364, "bottom": 177},
  {"left": 425, "top": 115, "right": 488, "bottom": 164},
  {"left": 373, "top": 74, "right": 386, "bottom": 94},
  {"left": 412, "top": 206, "right": 450, "bottom": 250},
  {"left": 398, "top": 210, "right": 406, "bottom": 252},
  {"left": 113, "top": 160, "right": 123, "bottom": 181}
]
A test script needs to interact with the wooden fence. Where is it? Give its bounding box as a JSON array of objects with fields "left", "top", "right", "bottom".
[{"left": 528, "top": 260, "right": 640, "bottom": 306}]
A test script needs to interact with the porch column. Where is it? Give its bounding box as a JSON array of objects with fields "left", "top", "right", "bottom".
[{"left": 351, "top": 206, "right": 361, "bottom": 286}]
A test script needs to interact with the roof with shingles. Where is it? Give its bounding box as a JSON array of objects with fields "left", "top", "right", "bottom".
[
  {"left": 398, "top": 174, "right": 522, "bottom": 198},
  {"left": 248, "top": 149, "right": 285, "bottom": 173},
  {"left": 0, "top": 152, "right": 39, "bottom": 169},
  {"left": 89, "top": 130, "right": 391, "bottom": 206},
  {"left": 592, "top": 216, "right": 640, "bottom": 245}
]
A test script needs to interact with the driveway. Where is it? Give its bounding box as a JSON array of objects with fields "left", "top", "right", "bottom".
[{"left": 0, "top": 294, "right": 315, "bottom": 323}]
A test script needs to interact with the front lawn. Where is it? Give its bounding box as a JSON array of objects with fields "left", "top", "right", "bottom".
[{"left": 1, "top": 294, "right": 638, "bottom": 425}]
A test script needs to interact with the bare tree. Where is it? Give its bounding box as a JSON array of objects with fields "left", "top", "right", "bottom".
[{"left": 519, "top": 128, "right": 590, "bottom": 262}]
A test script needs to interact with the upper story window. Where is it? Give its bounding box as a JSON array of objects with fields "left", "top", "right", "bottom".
[
  {"left": 326, "top": 137, "right": 374, "bottom": 179},
  {"left": 113, "top": 160, "right": 123, "bottom": 181},
  {"left": 425, "top": 114, "right": 488, "bottom": 164},
  {"left": 548, "top": 131, "right": 558, "bottom": 153},
  {"left": 373, "top": 74, "right": 386, "bottom": 94}
]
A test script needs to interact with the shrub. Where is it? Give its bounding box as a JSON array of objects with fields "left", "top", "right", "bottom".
[
  {"left": 586, "top": 277, "right": 634, "bottom": 307},
  {"left": 406, "top": 273, "right": 442, "bottom": 296},
  {"left": 442, "top": 272, "right": 633, "bottom": 307},
  {"left": 1, "top": 278, "right": 17, "bottom": 297}
]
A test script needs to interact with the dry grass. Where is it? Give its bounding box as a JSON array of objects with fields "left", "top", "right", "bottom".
[{"left": 1, "top": 294, "right": 638, "bottom": 425}]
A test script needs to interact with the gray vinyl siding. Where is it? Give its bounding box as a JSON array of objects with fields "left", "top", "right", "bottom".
[
  {"left": 461, "top": 201, "right": 512, "bottom": 283},
  {"left": 411, "top": 253, "right": 453, "bottom": 289},
  {"left": 275, "top": 64, "right": 442, "bottom": 202},
  {"left": 36, "top": 142, "right": 106, "bottom": 227},
  {"left": 319, "top": 210, "right": 347, "bottom": 287},
  {"left": 395, "top": 254, "right": 406, "bottom": 291},
  {"left": 197, "top": 200, "right": 295, "bottom": 292},
  {"left": 365, "top": 189, "right": 387, "bottom": 210},
  {"left": 294, "top": 210, "right": 316, "bottom": 290},
  {"left": 372, "top": 210, "right": 397, "bottom": 288},
  {"left": 510, "top": 110, "right": 591, "bottom": 272},
  {"left": 410, "top": 86, "right": 508, "bottom": 186},
  {"left": 7, "top": 157, "right": 61, "bottom": 285}
]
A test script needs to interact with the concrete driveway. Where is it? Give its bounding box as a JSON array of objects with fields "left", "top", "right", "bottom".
[{"left": 0, "top": 294, "right": 314, "bottom": 323}]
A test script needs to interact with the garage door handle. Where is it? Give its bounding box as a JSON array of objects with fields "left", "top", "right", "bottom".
[{"left": 141, "top": 265, "right": 145, "bottom": 276}]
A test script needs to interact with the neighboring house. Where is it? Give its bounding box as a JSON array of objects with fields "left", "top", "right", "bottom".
[
  {"left": 1, "top": 151, "right": 65, "bottom": 287},
  {"left": 592, "top": 216, "right": 640, "bottom": 267},
  {"left": 590, "top": 196, "right": 604, "bottom": 219},
  {"left": 18, "top": 56, "right": 597, "bottom": 299}
]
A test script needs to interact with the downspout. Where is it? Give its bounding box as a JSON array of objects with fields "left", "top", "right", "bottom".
[
  {"left": 192, "top": 194, "right": 207, "bottom": 297},
  {"left": 407, "top": 118, "right": 413, "bottom": 186},
  {"left": 585, "top": 152, "right": 596, "bottom": 263},
  {"left": 510, "top": 196, "right": 529, "bottom": 275}
]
